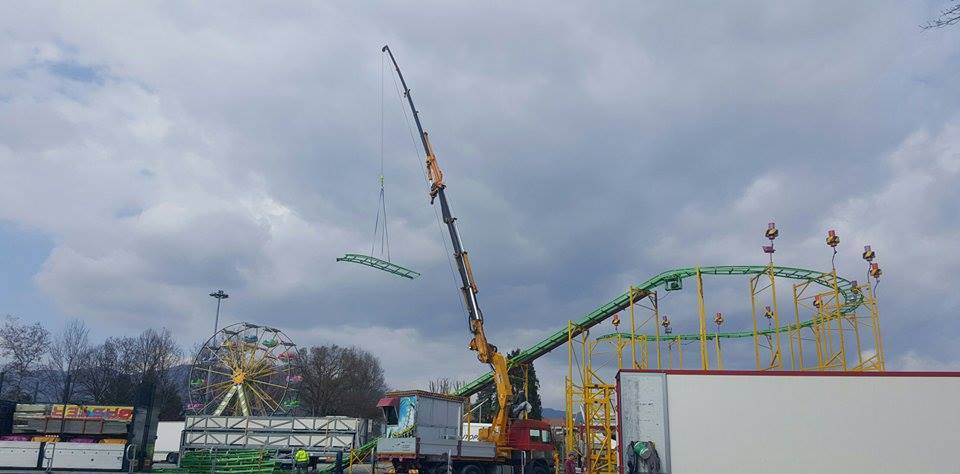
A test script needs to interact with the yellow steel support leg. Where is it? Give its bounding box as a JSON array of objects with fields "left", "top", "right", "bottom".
[
  {"left": 615, "top": 333, "right": 623, "bottom": 370},
  {"left": 831, "top": 269, "right": 847, "bottom": 371},
  {"left": 652, "top": 292, "right": 662, "bottom": 369},
  {"left": 768, "top": 263, "right": 783, "bottom": 369},
  {"left": 696, "top": 267, "right": 710, "bottom": 370},
  {"left": 629, "top": 286, "right": 638, "bottom": 370},
  {"left": 678, "top": 336, "right": 683, "bottom": 368},
  {"left": 714, "top": 333, "right": 723, "bottom": 369},
  {"left": 851, "top": 311, "right": 864, "bottom": 370},
  {"left": 667, "top": 341, "right": 673, "bottom": 369},
  {"left": 792, "top": 283, "right": 806, "bottom": 370},
  {"left": 565, "top": 321, "right": 575, "bottom": 458},
  {"left": 864, "top": 282, "right": 886, "bottom": 370},
  {"left": 750, "top": 276, "right": 761, "bottom": 370},
  {"left": 638, "top": 336, "right": 649, "bottom": 370}
]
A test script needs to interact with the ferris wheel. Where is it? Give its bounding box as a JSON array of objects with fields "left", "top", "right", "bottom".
[{"left": 186, "top": 322, "right": 302, "bottom": 416}]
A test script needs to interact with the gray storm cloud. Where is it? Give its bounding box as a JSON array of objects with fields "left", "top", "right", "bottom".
[{"left": 1, "top": 1, "right": 959, "bottom": 406}]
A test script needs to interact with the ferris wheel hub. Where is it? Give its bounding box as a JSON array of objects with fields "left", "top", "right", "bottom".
[{"left": 232, "top": 370, "right": 247, "bottom": 384}]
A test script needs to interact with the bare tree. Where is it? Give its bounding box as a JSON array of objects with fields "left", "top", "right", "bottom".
[
  {"left": 128, "top": 328, "right": 184, "bottom": 419},
  {"left": 76, "top": 337, "right": 136, "bottom": 404},
  {"left": 428, "top": 378, "right": 464, "bottom": 395},
  {"left": 924, "top": 1, "right": 960, "bottom": 28},
  {"left": 47, "top": 319, "right": 91, "bottom": 402},
  {"left": 74, "top": 328, "right": 184, "bottom": 419},
  {"left": 128, "top": 328, "right": 182, "bottom": 384},
  {"left": 0, "top": 315, "right": 50, "bottom": 400},
  {"left": 296, "top": 345, "right": 387, "bottom": 419}
]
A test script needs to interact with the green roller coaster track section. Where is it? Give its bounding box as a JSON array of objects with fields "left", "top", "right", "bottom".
[
  {"left": 454, "top": 265, "right": 862, "bottom": 398},
  {"left": 337, "top": 253, "right": 421, "bottom": 279}
]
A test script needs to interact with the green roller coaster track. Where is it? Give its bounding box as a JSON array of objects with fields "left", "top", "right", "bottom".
[{"left": 454, "top": 265, "right": 862, "bottom": 398}]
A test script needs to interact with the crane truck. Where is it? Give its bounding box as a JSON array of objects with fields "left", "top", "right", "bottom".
[{"left": 375, "top": 46, "right": 556, "bottom": 474}]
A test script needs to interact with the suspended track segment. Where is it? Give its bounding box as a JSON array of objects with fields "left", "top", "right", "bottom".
[{"left": 337, "top": 253, "right": 421, "bottom": 279}]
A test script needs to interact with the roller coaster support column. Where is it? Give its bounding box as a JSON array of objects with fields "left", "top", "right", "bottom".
[
  {"left": 629, "top": 287, "right": 638, "bottom": 369},
  {"left": 768, "top": 263, "right": 783, "bottom": 368},
  {"left": 751, "top": 279, "right": 761, "bottom": 370},
  {"left": 791, "top": 284, "right": 806, "bottom": 369},
  {"left": 749, "top": 268, "right": 784, "bottom": 370},
  {"left": 864, "top": 282, "right": 885, "bottom": 370},
  {"left": 695, "top": 268, "right": 710, "bottom": 370},
  {"left": 830, "top": 269, "right": 848, "bottom": 371},
  {"left": 564, "top": 321, "right": 576, "bottom": 459},
  {"left": 652, "top": 291, "right": 662, "bottom": 370}
]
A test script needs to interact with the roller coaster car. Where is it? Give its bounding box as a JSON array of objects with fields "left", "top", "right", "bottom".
[{"left": 665, "top": 277, "right": 683, "bottom": 291}]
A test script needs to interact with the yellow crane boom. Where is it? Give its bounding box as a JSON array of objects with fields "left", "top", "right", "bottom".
[{"left": 382, "top": 45, "right": 513, "bottom": 455}]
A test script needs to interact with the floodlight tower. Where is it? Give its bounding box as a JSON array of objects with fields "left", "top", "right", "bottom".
[{"left": 209, "top": 290, "right": 229, "bottom": 335}]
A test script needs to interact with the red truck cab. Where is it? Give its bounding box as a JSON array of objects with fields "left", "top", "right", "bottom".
[{"left": 507, "top": 418, "right": 555, "bottom": 452}]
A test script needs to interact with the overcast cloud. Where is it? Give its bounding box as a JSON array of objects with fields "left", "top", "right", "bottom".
[{"left": 2, "top": 1, "right": 960, "bottom": 407}]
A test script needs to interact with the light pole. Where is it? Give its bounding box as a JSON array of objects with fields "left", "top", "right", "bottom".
[
  {"left": 206, "top": 290, "right": 229, "bottom": 410},
  {"left": 209, "top": 290, "right": 229, "bottom": 335}
]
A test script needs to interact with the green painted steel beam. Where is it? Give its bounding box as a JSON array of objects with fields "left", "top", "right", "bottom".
[
  {"left": 595, "top": 318, "right": 818, "bottom": 342},
  {"left": 454, "top": 264, "right": 862, "bottom": 398},
  {"left": 337, "top": 253, "right": 421, "bottom": 279}
]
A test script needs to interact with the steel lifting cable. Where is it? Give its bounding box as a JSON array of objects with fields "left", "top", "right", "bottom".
[
  {"left": 387, "top": 50, "right": 466, "bottom": 314},
  {"left": 336, "top": 52, "right": 420, "bottom": 279},
  {"left": 370, "top": 54, "right": 391, "bottom": 261}
]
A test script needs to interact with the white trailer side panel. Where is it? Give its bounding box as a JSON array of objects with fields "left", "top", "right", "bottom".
[
  {"left": 47, "top": 442, "right": 125, "bottom": 470},
  {"left": 618, "top": 371, "right": 960, "bottom": 474},
  {"left": 0, "top": 441, "right": 41, "bottom": 468}
]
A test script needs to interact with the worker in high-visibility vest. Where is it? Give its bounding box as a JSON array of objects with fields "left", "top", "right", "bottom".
[{"left": 295, "top": 448, "right": 310, "bottom": 473}]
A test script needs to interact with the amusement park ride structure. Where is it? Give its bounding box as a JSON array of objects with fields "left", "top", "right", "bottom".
[
  {"left": 187, "top": 322, "right": 301, "bottom": 417},
  {"left": 563, "top": 224, "right": 886, "bottom": 474}
]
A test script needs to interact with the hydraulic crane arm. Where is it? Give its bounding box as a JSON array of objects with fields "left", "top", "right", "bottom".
[{"left": 382, "top": 45, "right": 512, "bottom": 450}]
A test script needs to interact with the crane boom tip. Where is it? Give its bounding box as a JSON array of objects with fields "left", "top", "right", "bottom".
[{"left": 381, "top": 45, "right": 389, "bottom": 52}]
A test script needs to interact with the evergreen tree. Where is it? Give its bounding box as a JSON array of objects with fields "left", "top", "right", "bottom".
[
  {"left": 470, "top": 349, "right": 544, "bottom": 422},
  {"left": 507, "top": 348, "right": 543, "bottom": 420}
]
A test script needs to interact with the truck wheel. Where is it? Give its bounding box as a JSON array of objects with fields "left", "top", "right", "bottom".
[
  {"left": 458, "top": 464, "right": 483, "bottom": 474},
  {"left": 166, "top": 452, "right": 179, "bottom": 464},
  {"left": 528, "top": 462, "right": 548, "bottom": 474}
]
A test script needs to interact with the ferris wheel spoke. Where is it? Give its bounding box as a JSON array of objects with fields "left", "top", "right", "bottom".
[
  {"left": 251, "top": 378, "right": 288, "bottom": 390},
  {"left": 253, "top": 384, "right": 270, "bottom": 415},
  {"left": 246, "top": 365, "right": 279, "bottom": 378},
  {"left": 212, "top": 347, "right": 238, "bottom": 370},
  {"left": 246, "top": 381, "right": 281, "bottom": 411},
  {"left": 203, "top": 379, "right": 236, "bottom": 390},
  {"left": 245, "top": 383, "right": 275, "bottom": 412},
  {"left": 203, "top": 367, "right": 235, "bottom": 378},
  {"left": 195, "top": 382, "right": 234, "bottom": 412},
  {"left": 248, "top": 383, "right": 265, "bottom": 414}
]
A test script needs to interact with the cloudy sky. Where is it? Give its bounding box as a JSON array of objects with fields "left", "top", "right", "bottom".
[{"left": 2, "top": 1, "right": 959, "bottom": 408}]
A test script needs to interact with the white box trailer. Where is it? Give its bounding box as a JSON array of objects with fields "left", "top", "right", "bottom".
[
  {"left": 153, "top": 421, "right": 184, "bottom": 463},
  {"left": 617, "top": 370, "right": 960, "bottom": 474}
]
